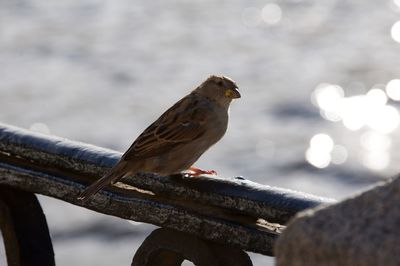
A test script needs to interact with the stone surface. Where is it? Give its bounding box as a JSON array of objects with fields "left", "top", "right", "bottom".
[{"left": 275, "top": 176, "right": 400, "bottom": 266}]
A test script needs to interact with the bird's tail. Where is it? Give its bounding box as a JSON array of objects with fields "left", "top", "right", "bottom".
[{"left": 77, "top": 162, "right": 127, "bottom": 202}]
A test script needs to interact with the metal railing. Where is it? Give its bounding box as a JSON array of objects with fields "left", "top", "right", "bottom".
[{"left": 0, "top": 123, "right": 335, "bottom": 266}]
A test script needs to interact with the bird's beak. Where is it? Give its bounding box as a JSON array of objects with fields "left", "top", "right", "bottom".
[
  {"left": 225, "top": 87, "right": 241, "bottom": 99},
  {"left": 230, "top": 87, "right": 241, "bottom": 99}
]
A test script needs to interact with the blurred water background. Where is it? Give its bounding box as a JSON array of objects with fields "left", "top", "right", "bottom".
[{"left": 1, "top": 0, "right": 400, "bottom": 265}]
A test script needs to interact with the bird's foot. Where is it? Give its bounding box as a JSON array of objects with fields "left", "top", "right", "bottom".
[{"left": 185, "top": 166, "right": 217, "bottom": 176}]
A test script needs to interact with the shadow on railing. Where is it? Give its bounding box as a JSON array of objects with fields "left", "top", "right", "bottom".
[{"left": 0, "top": 123, "right": 335, "bottom": 266}]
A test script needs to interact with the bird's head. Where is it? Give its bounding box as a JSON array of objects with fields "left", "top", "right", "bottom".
[{"left": 194, "top": 75, "right": 241, "bottom": 107}]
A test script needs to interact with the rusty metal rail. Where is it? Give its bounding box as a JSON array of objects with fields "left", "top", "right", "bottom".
[{"left": 0, "top": 123, "right": 335, "bottom": 265}]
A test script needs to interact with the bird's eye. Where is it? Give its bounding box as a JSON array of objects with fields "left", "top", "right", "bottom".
[{"left": 216, "top": 81, "right": 224, "bottom": 86}]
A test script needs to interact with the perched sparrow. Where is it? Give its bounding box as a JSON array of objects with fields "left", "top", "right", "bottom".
[{"left": 78, "top": 75, "right": 240, "bottom": 201}]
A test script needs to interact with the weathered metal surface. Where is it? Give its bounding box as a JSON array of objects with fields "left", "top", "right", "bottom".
[
  {"left": 0, "top": 123, "right": 334, "bottom": 223},
  {"left": 122, "top": 172, "right": 334, "bottom": 224},
  {"left": 132, "top": 228, "right": 253, "bottom": 266},
  {"left": 0, "top": 161, "right": 277, "bottom": 255},
  {"left": 0, "top": 186, "right": 55, "bottom": 266},
  {"left": 0, "top": 123, "right": 118, "bottom": 177},
  {"left": 0, "top": 123, "right": 335, "bottom": 256}
]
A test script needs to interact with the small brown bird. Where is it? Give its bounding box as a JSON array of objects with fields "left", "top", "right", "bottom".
[{"left": 78, "top": 75, "right": 240, "bottom": 201}]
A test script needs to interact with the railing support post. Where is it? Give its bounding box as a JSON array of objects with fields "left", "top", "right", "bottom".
[
  {"left": 132, "top": 228, "right": 253, "bottom": 266},
  {"left": 0, "top": 186, "right": 55, "bottom": 266}
]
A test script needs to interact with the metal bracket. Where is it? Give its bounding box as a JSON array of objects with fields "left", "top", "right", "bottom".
[
  {"left": 132, "top": 228, "right": 253, "bottom": 266},
  {"left": 0, "top": 186, "right": 55, "bottom": 266}
]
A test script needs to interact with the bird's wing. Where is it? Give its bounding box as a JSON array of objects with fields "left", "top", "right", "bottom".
[{"left": 123, "top": 94, "right": 210, "bottom": 160}]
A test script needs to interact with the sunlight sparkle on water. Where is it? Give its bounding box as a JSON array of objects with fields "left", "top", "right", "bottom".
[
  {"left": 366, "top": 88, "right": 387, "bottom": 106},
  {"left": 366, "top": 105, "right": 400, "bottom": 133},
  {"left": 261, "top": 3, "right": 282, "bottom": 25},
  {"left": 312, "top": 83, "right": 344, "bottom": 117},
  {"left": 312, "top": 83, "right": 400, "bottom": 133},
  {"left": 361, "top": 151, "right": 390, "bottom": 171},
  {"left": 360, "top": 131, "right": 391, "bottom": 171},
  {"left": 391, "top": 21, "right": 400, "bottom": 43},
  {"left": 320, "top": 110, "right": 341, "bottom": 122},
  {"left": 310, "top": 133, "right": 334, "bottom": 152},
  {"left": 331, "top": 145, "right": 348, "bottom": 165},
  {"left": 310, "top": 81, "right": 400, "bottom": 170},
  {"left": 306, "top": 133, "right": 337, "bottom": 168},
  {"left": 341, "top": 96, "right": 368, "bottom": 131},
  {"left": 360, "top": 131, "right": 391, "bottom": 151},
  {"left": 386, "top": 79, "right": 400, "bottom": 100},
  {"left": 306, "top": 148, "right": 331, "bottom": 168}
]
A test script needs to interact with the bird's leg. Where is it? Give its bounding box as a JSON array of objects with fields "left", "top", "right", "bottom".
[{"left": 186, "top": 166, "right": 217, "bottom": 176}]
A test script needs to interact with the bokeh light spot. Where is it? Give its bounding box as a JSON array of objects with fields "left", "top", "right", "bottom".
[
  {"left": 361, "top": 151, "right": 390, "bottom": 171},
  {"left": 386, "top": 79, "right": 400, "bottom": 100},
  {"left": 341, "top": 96, "right": 367, "bottom": 131},
  {"left": 261, "top": 3, "right": 282, "bottom": 25},
  {"left": 391, "top": 21, "right": 400, "bottom": 43},
  {"left": 366, "top": 88, "right": 387, "bottom": 106},
  {"left": 360, "top": 131, "right": 391, "bottom": 151},
  {"left": 310, "top": 133, "right": 334, "bottom": 153},
  {"left": 305, "top": 148, "right": 331, "bottom": 168},
  {"left": 313, "top": 82, "right": 400, "bottom": 133},
  {"left": 366, "top": 105, "right": 400, "bottom": 133},
  {"left": 312, "top": 83, "right": 344, "bottom": 114},
  {"left": 306, "top": 133, "right": 335, "bottom": 168},
  {"left": 320, "top": 110, "right": 341, "bottom": 122}
]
